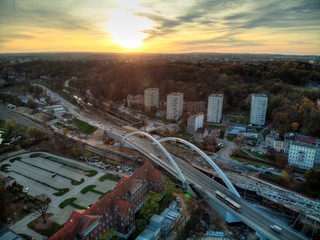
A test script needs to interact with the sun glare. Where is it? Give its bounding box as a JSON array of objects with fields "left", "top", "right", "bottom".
[{"left": 108, "top": 1, "right": 153, "bottom": 49}]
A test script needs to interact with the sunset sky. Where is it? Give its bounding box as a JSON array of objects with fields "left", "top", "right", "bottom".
[{"left": 0, "top": 0, "right": 319, "bottom": 55}]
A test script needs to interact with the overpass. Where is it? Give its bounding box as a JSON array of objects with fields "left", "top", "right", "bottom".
[{"left": 121, "top": 131, "right": 308, "bottom": 240}]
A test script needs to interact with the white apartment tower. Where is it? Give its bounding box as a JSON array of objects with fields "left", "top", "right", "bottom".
[
  {"left": 187, "top": 114, "right": 204, "bottom": 134},
  {"left": 207, "top": 93, "right": 223, "bottom": 123},
  {"left": 250, "top": 94, "right": 268, "bottom": 126},
  {"left": 166, "top": 92, "right": 184, "bottom": 120},
  {"left": 144, "top": 88, "right": 159, "bottom": 111}
]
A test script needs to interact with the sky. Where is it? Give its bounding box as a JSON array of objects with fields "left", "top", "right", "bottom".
[{"left": 0, "top": 0, "right": 319, "bottom": 55}]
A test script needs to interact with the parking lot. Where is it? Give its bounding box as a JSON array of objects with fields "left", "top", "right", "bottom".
[{"left": 2, "top": 151, "right": 118, "bottom": 224}]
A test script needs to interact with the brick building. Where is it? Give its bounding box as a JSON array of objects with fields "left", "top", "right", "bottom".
[{"left": 49, "top": 162, "right": 164, "bottom": 240}]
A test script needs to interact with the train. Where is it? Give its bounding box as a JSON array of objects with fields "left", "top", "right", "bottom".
[{"left": 215, "top": 190, "right": 241, "bottom": 212}]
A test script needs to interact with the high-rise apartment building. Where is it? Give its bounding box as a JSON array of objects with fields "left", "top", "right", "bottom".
[
  {"left": 144, "top": 88, "right": 159, "bottom": 111},
  {"left": 250, "top": 94, "right": 268, "bottom": 126},
  {"left": 187, "top": 113, "right": 204, "bottom": 134},
  {"left": 166, "top": 92, "right": 184, "bottom": 120},
  {"left": 207, "top": 93, "right": 223, "bottom": 123}
]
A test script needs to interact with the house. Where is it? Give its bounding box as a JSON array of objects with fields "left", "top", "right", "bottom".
[
  {"left": 49, "top": 162, "right": 164, "bottom": 240},
  {"left": 194, "top": 128, "right": 209, "bottom": 143}
]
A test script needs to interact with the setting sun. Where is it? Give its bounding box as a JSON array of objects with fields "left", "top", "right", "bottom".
[{"left": 108, "top": 1, "right": 153, "bottom": 49}]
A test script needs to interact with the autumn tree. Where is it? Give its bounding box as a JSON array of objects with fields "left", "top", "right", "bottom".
[
  {"left": 291, "top": 122, "right": 299, "bottom": 132},
  {"left": 275, "top": 153, "right": 288, "bottom": 169},
  {"left": 4, "top": 119, "right": 16, "bottom": 136},
  {"left": 33, "top": 194, "right": 51, "bottom": 223},
  {"left": 26, "top": 126, "right": 44, "bottom": 143}
]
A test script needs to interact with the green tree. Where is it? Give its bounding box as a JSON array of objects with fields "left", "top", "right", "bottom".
[
  {"left": 305, "top": 168, "right": 320, "bottom": 191},
  {"left": 99, "top": 228, "right": 115, "bottom": 240},
  {"left": 140, "top": 191, "right": 161, "bottom": 220},
  {"left": 27, "top": 98, "right": 37, "bottom": 109},
  {"left": 135, "top": 219, "right": 147, "bottom": 233},
  {"left": 4, "top": 119, "right": 16, "bottom": 136}
]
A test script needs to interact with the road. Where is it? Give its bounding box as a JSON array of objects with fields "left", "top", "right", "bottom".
[
  {"left": 0, "top": 92, "right": 308, "bottom": 240},
  {"left": 122, "top": 134, "right": 308, "bottom": 240}
]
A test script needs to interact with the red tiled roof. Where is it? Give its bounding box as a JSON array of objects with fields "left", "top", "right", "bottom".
[
  {"left": 150, "top": 168, "right": 163, "bottom": 183},
  {"left": 114, "top": 199, "right": 134, "bottom": 217},
  {"left": 296, "top": 137, "right": 315, "bottom": 144},
  {"left": 49, "top": 161, "right": 163, "bottom": 240},
  {"left": 77, "top": 215, "right": 100, "bottom": 237}
]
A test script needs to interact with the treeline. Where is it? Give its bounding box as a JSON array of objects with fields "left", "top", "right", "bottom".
[{"left": 5, "top": 59, "right": 320, "bottom": 137}]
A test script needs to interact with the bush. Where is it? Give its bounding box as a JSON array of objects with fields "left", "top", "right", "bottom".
[
  {"left": 81, "top": 185, "right": 96, "bottom": 194},
  {"left": 99, "top": 174, "right": 121, "bottom": 182},
  {"left": 0, "top": 164, "right": 11, "bottom": 171},
  {"left": 71, "top": 178, "right": 85, "bottom": 185},
  {"left": 85, "top": 170, "right": 98, "bottom": 177},
  {"left": 59, "top": 197, "right": 77, "bottom": 208},
  {"left": 9, "top": 157, "right": 21, "bottom": 163},
  {"left": 29, "top": 153, "right": 45, "bottom": 158},
  {"left": 53, "top": 188, "right": 69, "bottom": 196}
]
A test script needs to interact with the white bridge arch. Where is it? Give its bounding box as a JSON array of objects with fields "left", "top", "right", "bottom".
[
  {"left": 157, "top": 137, "right": 240, "bottom": 197},
  {"left": 122, "top": 131, "right": 187, "bottom": 188}
]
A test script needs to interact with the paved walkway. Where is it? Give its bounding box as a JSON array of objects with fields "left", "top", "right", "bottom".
[{"left": 7, "top": 151, "right": 116, "bottom": 239}]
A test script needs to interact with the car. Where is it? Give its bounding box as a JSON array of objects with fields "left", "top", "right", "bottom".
[
  {"left": 52, "top": 173, "right": 57, "bottom": 177},
  {"left": 23, "top": 187, "right": 29, "bottom": 193},
  {"left": 269, "top": 224, "right": 282, "bottom": 233}
]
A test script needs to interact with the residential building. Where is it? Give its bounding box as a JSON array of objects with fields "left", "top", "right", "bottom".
[
  {"left": 285, "top": 133, "right": 320, "bottom": 169},
  {"left": 49, "top": 162, "right": 164, "bottom": 240},
  {"left": 144, "top": 88, "right": 159, "bottom": 111},
  {"left": 166, "top": 92, "right": 184, "bottom": 120},
  {"left": 40, "top": 105, "right": 66, "bottom": 116},
  {"left": 127, "top": 94, "right": 144, "bottom": 107},
  {"left": 288, "top": 142, "right": 320, "bottom": 170},
  {"left": 227, "top": 124, "right": 246, "bottom": 135},
  {"left": 184, "top": 101, "right": 206, "bottom": 113},
  {"left": 187, "top": 113, "right": 204, "bottom": 134},
  {"left": 250, "top": 94, "right": 268, "bottom": 126},
  {"left": 207, "top": 93, "right": 223, "bottom": 123},
  {"left": 265, "top": 131, "right": 280, "bottom": 149},
  {"left": 0, "top": 226, "right": 24, "bottom": 240}
]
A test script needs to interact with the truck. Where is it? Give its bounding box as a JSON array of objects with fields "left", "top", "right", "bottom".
[{"left": 269, "top": 225, "right": 282, "bottom": 233}]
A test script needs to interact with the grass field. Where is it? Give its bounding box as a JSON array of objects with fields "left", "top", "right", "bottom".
[{"left": 72, "top": 118, "right": 97, "bottom": 134}]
